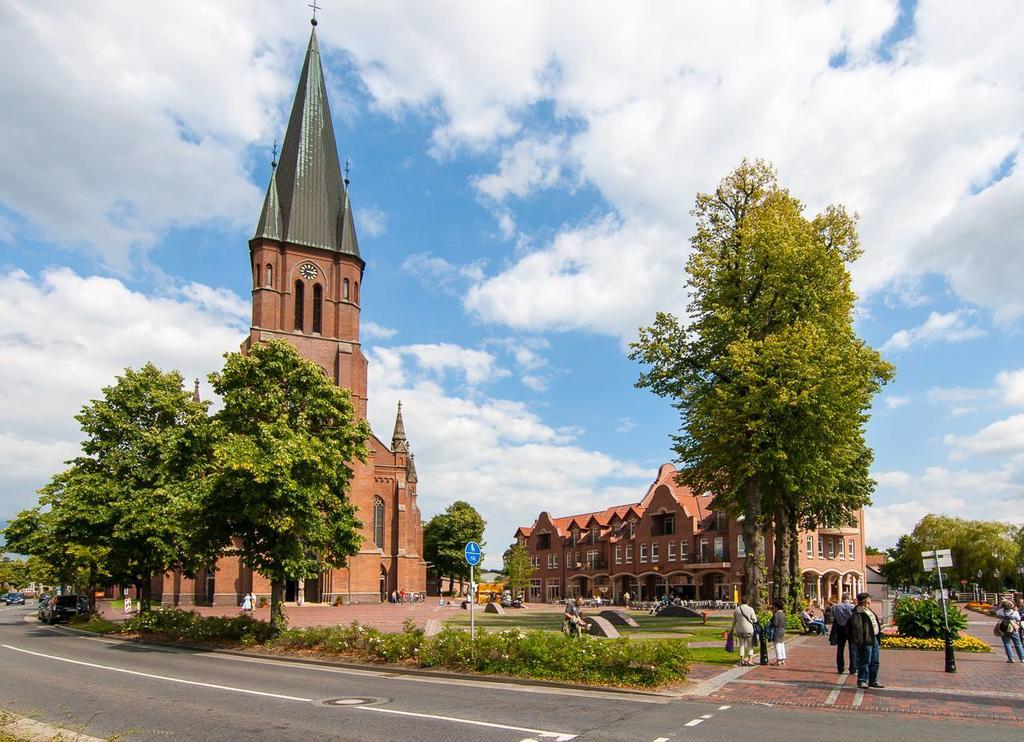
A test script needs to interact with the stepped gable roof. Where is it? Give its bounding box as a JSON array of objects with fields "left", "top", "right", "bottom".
[{"left": 253, "top": 26, "right": 360, "bottom": 259}]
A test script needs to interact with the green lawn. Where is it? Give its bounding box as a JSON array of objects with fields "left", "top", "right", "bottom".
[
  {"left": 444, "top": 608, "right": 732, "bottom": 642},
  {"left": 687, "top": 646, "right": 745, "bottom": 665}
]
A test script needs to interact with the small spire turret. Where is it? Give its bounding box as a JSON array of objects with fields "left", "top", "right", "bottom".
[{"left": 392, "top": 401, "right": 408, "bottom": 453}]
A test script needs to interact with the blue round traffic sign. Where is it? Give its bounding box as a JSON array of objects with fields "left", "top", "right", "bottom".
[{"left": 464, "top": 541, "right": 482, "bottom": 566}]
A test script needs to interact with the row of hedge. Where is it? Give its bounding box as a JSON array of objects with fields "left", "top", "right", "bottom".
[{"left": 75, "top": 609, "right": 690, "bottom": 688}]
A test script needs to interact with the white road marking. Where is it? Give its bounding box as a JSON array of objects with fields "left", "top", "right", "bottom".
[
  {"left": 0, "top": 644, "right": 313, "bottom": 703},
  {"left": 824, "top": 671, "right": 850, "bottom": 706},
  {"left": 851, "top": 688, "right": 865, "bottom": 708},
  {"left": 684, "top": 718, "right": 704, "bottom": 727},
  {"left": 717, "top": 705, "right": 731, "bottom": 710},
  {"left": 356, "top": 706, "right": 576, "bottom": 740},
  {"left": 652, "top": 737, "right": 671, "bottom": 741}
]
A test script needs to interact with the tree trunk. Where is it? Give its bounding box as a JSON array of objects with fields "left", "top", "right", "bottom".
[
  {"left": 270, "top": 577, "right": 286, "bottom": 633},
  {"left": 772, "top": 505, "right": 790, "bottom": 610},
  {"left": 788, "top": 509, "right": 803, "bottom": 608},
  {"left": 742, "top": 474, "right": 766, "bottom": 611},
  {"left": 134, "top": 579, "right": 149, "bottom": 613},
  {"left": 87, "top": 564, "right": 98, "bottom": 614}
]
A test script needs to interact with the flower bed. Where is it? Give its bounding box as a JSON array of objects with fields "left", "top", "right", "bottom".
[
  {"left": 963, "top": 602, "right": 995, "bottom": 615},
  {"left": 879, "top": 634, "right": 991, "bottom": 652}
]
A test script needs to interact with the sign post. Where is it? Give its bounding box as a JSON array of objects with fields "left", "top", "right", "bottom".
[
  {"left": 922, "top": 548, "right": 956, "bottom": 673},
  {"left": 464, "top": 541, "right": 482, "bottom": 641}
]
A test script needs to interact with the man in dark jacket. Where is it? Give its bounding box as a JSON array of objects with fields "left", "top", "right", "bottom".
[
  {"left": 831, "top": 593, "right": 856, "bottom": 674},
  {"left": 848, "top": 592, "right": 884, "bottom": 689}
]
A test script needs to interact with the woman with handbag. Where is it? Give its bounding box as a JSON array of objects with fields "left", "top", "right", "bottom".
[{"left": 731, "top": 596, "right": 758, "bottom": 666}]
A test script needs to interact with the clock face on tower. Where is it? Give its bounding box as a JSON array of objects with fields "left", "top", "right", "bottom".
[{"left": 299, "top": 263, "right": 318, "bottom": 280}]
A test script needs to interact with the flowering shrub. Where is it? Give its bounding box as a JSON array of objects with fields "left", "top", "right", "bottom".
[
  {"left": 122, "top": 608, "right": 274, "bottom": 644},
  {"left": 880, "top": 634, "right": 990, "bottom": 653},
  {"left": 963, "top": 602, "right": 994, "bottom": 614},
  {"left": 274, "top": 623, "right": 689, "bottom": 687}
]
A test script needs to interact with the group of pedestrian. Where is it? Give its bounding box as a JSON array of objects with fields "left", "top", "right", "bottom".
[
  {"left": 730, "top": 591, "right": 885, "bottom": 690},
  {"left": 995, "top": 597, "right": 1024, "bottom": 663}
]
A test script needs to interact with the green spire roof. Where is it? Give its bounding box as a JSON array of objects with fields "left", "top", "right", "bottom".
[{"left": 254, "top": 27, "right": 360, "bottom": 258}]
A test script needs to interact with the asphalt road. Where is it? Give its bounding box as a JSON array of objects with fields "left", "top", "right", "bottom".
[{"left": 0, "top": 603, "right": 1000, "bottom": 741}]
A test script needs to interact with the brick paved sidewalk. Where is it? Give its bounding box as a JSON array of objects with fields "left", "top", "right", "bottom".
[{"left": 682, "top": 617, "right": 1024, "bottom": 723}]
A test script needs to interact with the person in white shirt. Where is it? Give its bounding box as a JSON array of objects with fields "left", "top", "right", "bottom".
[{"left": 995, "top": 599, "right": 1023, "bottom": 663}]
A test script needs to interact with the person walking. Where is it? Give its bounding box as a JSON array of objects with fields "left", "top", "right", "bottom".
[
  {"left": 831, "top": 593, "right": 856, "bottom": 674},
  {"left": 241, "top": 592, "right": 253, "bottom": 614},
  {"left": 995, "top": 599, "right": 1024, "bottom": 663},
  {"left": 769, "top": 601, "right": 787, "bottom": 667},
  {"left": 848, "top": 592, "right": 884, "bottom": 689},
  {"left": 1016, "top": 597, "right": 1024, "bottom": 649},
  {"left": 623, "top": 591, "right": 631, "bottom": 608},
  {"left": 731, "top": 596, "right": 758, "bottom": 666}
]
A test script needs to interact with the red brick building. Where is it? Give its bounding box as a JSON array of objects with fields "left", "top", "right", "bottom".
[
  {"left": 154, "top": 23, "right": 426, "bottom": 606},
  {"left": 514, "top": 463, "right": 865, "bottom": 604}
]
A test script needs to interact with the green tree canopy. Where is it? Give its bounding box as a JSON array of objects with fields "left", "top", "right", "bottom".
[
  {"left": 204, "top": 340, "right": 370, "bottom": 629},
  {"left": 631, "top": 160, "right": 892, "bottom": 609},
  {"left": 424, "top": 501, "right": 485, "bottom": 594},
  {"left": 503, "top": 543, "right": 535, "bottom": 598}
]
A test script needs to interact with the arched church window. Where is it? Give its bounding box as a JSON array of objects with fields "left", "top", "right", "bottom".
[
  {"left": 294, "top": 280, "right": 304, "bottom": 331},
  {"left": 253, "top": 262, "right": 259, "bottom": 288},
  {"left": 265, "top": 264, "right": 273, "bottom": 288},
  {"left": 373, "top": 496, "right": 385, "bottom": 549},
  {"left": 343, "top": 278, "right": 350, "bottom": 300},
  {"left": 353, "top": 281, "right": 359, "bottom": 304},
  {"left": 312, "top": 284, "right": 323, "bottom": 334}
]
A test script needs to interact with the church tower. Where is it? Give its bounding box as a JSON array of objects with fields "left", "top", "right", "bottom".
[{"left": 244, "top": 22, "right": 369, "bottom": 419}]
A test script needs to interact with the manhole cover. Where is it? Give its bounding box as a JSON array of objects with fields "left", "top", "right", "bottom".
[{"left": 316, "top": 697, "right": 388, "bottom": 708}]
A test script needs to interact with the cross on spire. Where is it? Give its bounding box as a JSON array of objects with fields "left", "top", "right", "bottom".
[
  {"left": 344, "top": 157, "right": 351, "bottom": 187},
  {"left": 309, "top": 1, "right": 321, "bottom": 26},
  {"left": 271, "top": 139, "right": 278, "bottom": 169}
]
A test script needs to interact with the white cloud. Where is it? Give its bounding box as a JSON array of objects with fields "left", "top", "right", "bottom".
[
  {"left": 884, "top": 395, "right": 911, "bottom": 409},
  {"left": 616, "top": 418, "right": 637, "bottom": 433},
  {"left": 365, "top": 348, "right": 651, "bottom": 566},
  {"left": 473, "top": 135, "right": 569, "bottom": 202},
  {"left": 880, "top": 311, "right": 985, "bottom": 353},
  {"left": 356, "top": 206, "right": 388, "bottom": 237},
  {"left": 375, "top": 343, "right": 508, "bottom": 387},
  {"left": 0, "top": 268, "right": 248, "bottom": 516},
  {"left": 997, "top": 369, "right": 1024, "bottom": 405},
  {"left": 401, "top": 253, "right": 487, "bottom": 296},
  {"left": 362, "top": 321, "right": 398, "bottom": 340},
  {"left": 0, "top": 2, "right": 311, "bottom": 269},
  {"left": 944, "top": 414, "right": 1024, "bottom": 459},
  {"left": 521, "top": 374, "right": 550, "bottom": 392},
  {"left": 866, "top": 464, "right": 1024, "bottom": 548},
  {"left": 325, "top": 0, "right": 1024, "bottom": 336}
]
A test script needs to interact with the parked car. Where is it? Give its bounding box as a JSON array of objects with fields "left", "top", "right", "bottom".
[
  {"left": 40, "top": 595, "right": 85, "bottom": 624},
  {"left": 3, "top": 592, "right": 26, "bottom": 605},
  {"left": 37, "top": 593, "right": 51, "bottom": 620}
]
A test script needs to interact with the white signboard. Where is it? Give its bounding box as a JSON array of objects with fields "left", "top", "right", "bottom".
[{"left": 922, "top": 549, "right": 953, "bottom": 571}]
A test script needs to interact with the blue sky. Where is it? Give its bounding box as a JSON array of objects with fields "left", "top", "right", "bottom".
[{"left": 1, "top": 1, "right": 1022, "bottom": 567}]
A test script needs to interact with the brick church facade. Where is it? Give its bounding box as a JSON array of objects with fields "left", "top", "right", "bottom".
[{"left": 154, "top": 22, "right": 427, "bottom": 606}]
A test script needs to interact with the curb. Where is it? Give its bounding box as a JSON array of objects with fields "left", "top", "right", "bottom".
[
  {"left": 44, "top": 622, "right": 680, "bottom": 698},
  {"left": 2, "top": 712, "right": 105, "bottom": 742}
]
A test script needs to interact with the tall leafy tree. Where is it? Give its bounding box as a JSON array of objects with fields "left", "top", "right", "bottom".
[
  {"left": 881, "top": 534, "right": 927, "bottom": 590},
  {"left": 423, "top": 501, "right": 485, "bottom": 595},
  {"left": 503, "top": 543, "right": 536, "bottom": 598},
  {"left": 631, "top": 160, "right": 892, "bottom": 609},
  {"left": 911, "top": 515, "right": 1019, "bottom": 591},
  {"left": 4, "top": 365, "right": 210, "bottom": 609},
  {"left": 204, "top": 340, "right": 370, "bottom": 630}
]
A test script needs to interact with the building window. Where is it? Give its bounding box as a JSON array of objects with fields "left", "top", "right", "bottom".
[
  {"left": 529, "top": 579, "right": 542, "bottom": 600},
  {"left": 716, "top": 512, "right": 727, "bottom": 531},
  {"left": 668, "top": 542, "right": 676, "bottom": 561},
  {"left": 615, "top": 546, "right": 622, "bottom": 564},
  {"left": 838, "top": 537, "right": 845, "bottom": 559},
  {"left": 807, "top": 535, "right": 814, "bottom": 558},
  {"left": 663, "top": 514, "right": 675, "bottom": 535},
  {"left": 714, "top": 536, "right": 724, "bottom": 560},
  {"left": 353, "top": 281, "right": 359, "bottom": 304},
  {"left": 827, "top": 538, "right": 835, "bottom": 559},
  {"left": 293, "top": 280, "right": 304, "bottom": 331},
  {"left": 651, "top": 543, "right": 659, "bottom": 562},
  {"left": 547, "top": 554, "right": 554, "bottom": 569},
  {"left": 312, "top": 284, "right": 323, "bottom": 334},
  {"left": 680, "top": 540, "right": 689, "bottom": 560},
  {"left": 571, "top": 529, "right": 579, "bottom": 546},
  {"left": 639, "top": 544, "right": 648, "bottom": 563},
  {"left": 265, "top": 263, "right": 273, "bottom": 288},
  {"left": 700, "top": 538, "right": 709, "bottom": 561},
  {"left": 625, "top": 545, "right": 633, "bottom": 563},
  {"left": 373, "top": 496, "right": 384, "bottom": 549},
  {"left": 586, "top": 550, "right": 597, "bottom": 569},
  {"left": 553, "top": 553, "right": 559, "bottom": 567},
  {"left": 818, "top": 535, "right": 824, "bottom": 558},
  {"left": 629, "top": 520, "right": 636, "bottom": 538},
  {"left": 536, "top": 533, "right": 550, "bottom": 550},
  {"left": 589, "top": 528, "right": 598, "bottom": 544},
  {"left": 736, "top": 534, "right": 746, "bottom": 558},
  {"left": 848, "top": 539, "right": 855, "bottom": 559},
  {"left": 343, "top": 278, "right": 350, "bottom": 300},
  {"left": 547, "top": 582, "right": 561, "bottom": 601}
]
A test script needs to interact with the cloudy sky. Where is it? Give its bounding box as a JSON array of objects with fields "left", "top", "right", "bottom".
[{"left": 2, "top": 0, "right": 1022, "bottom": 567}]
